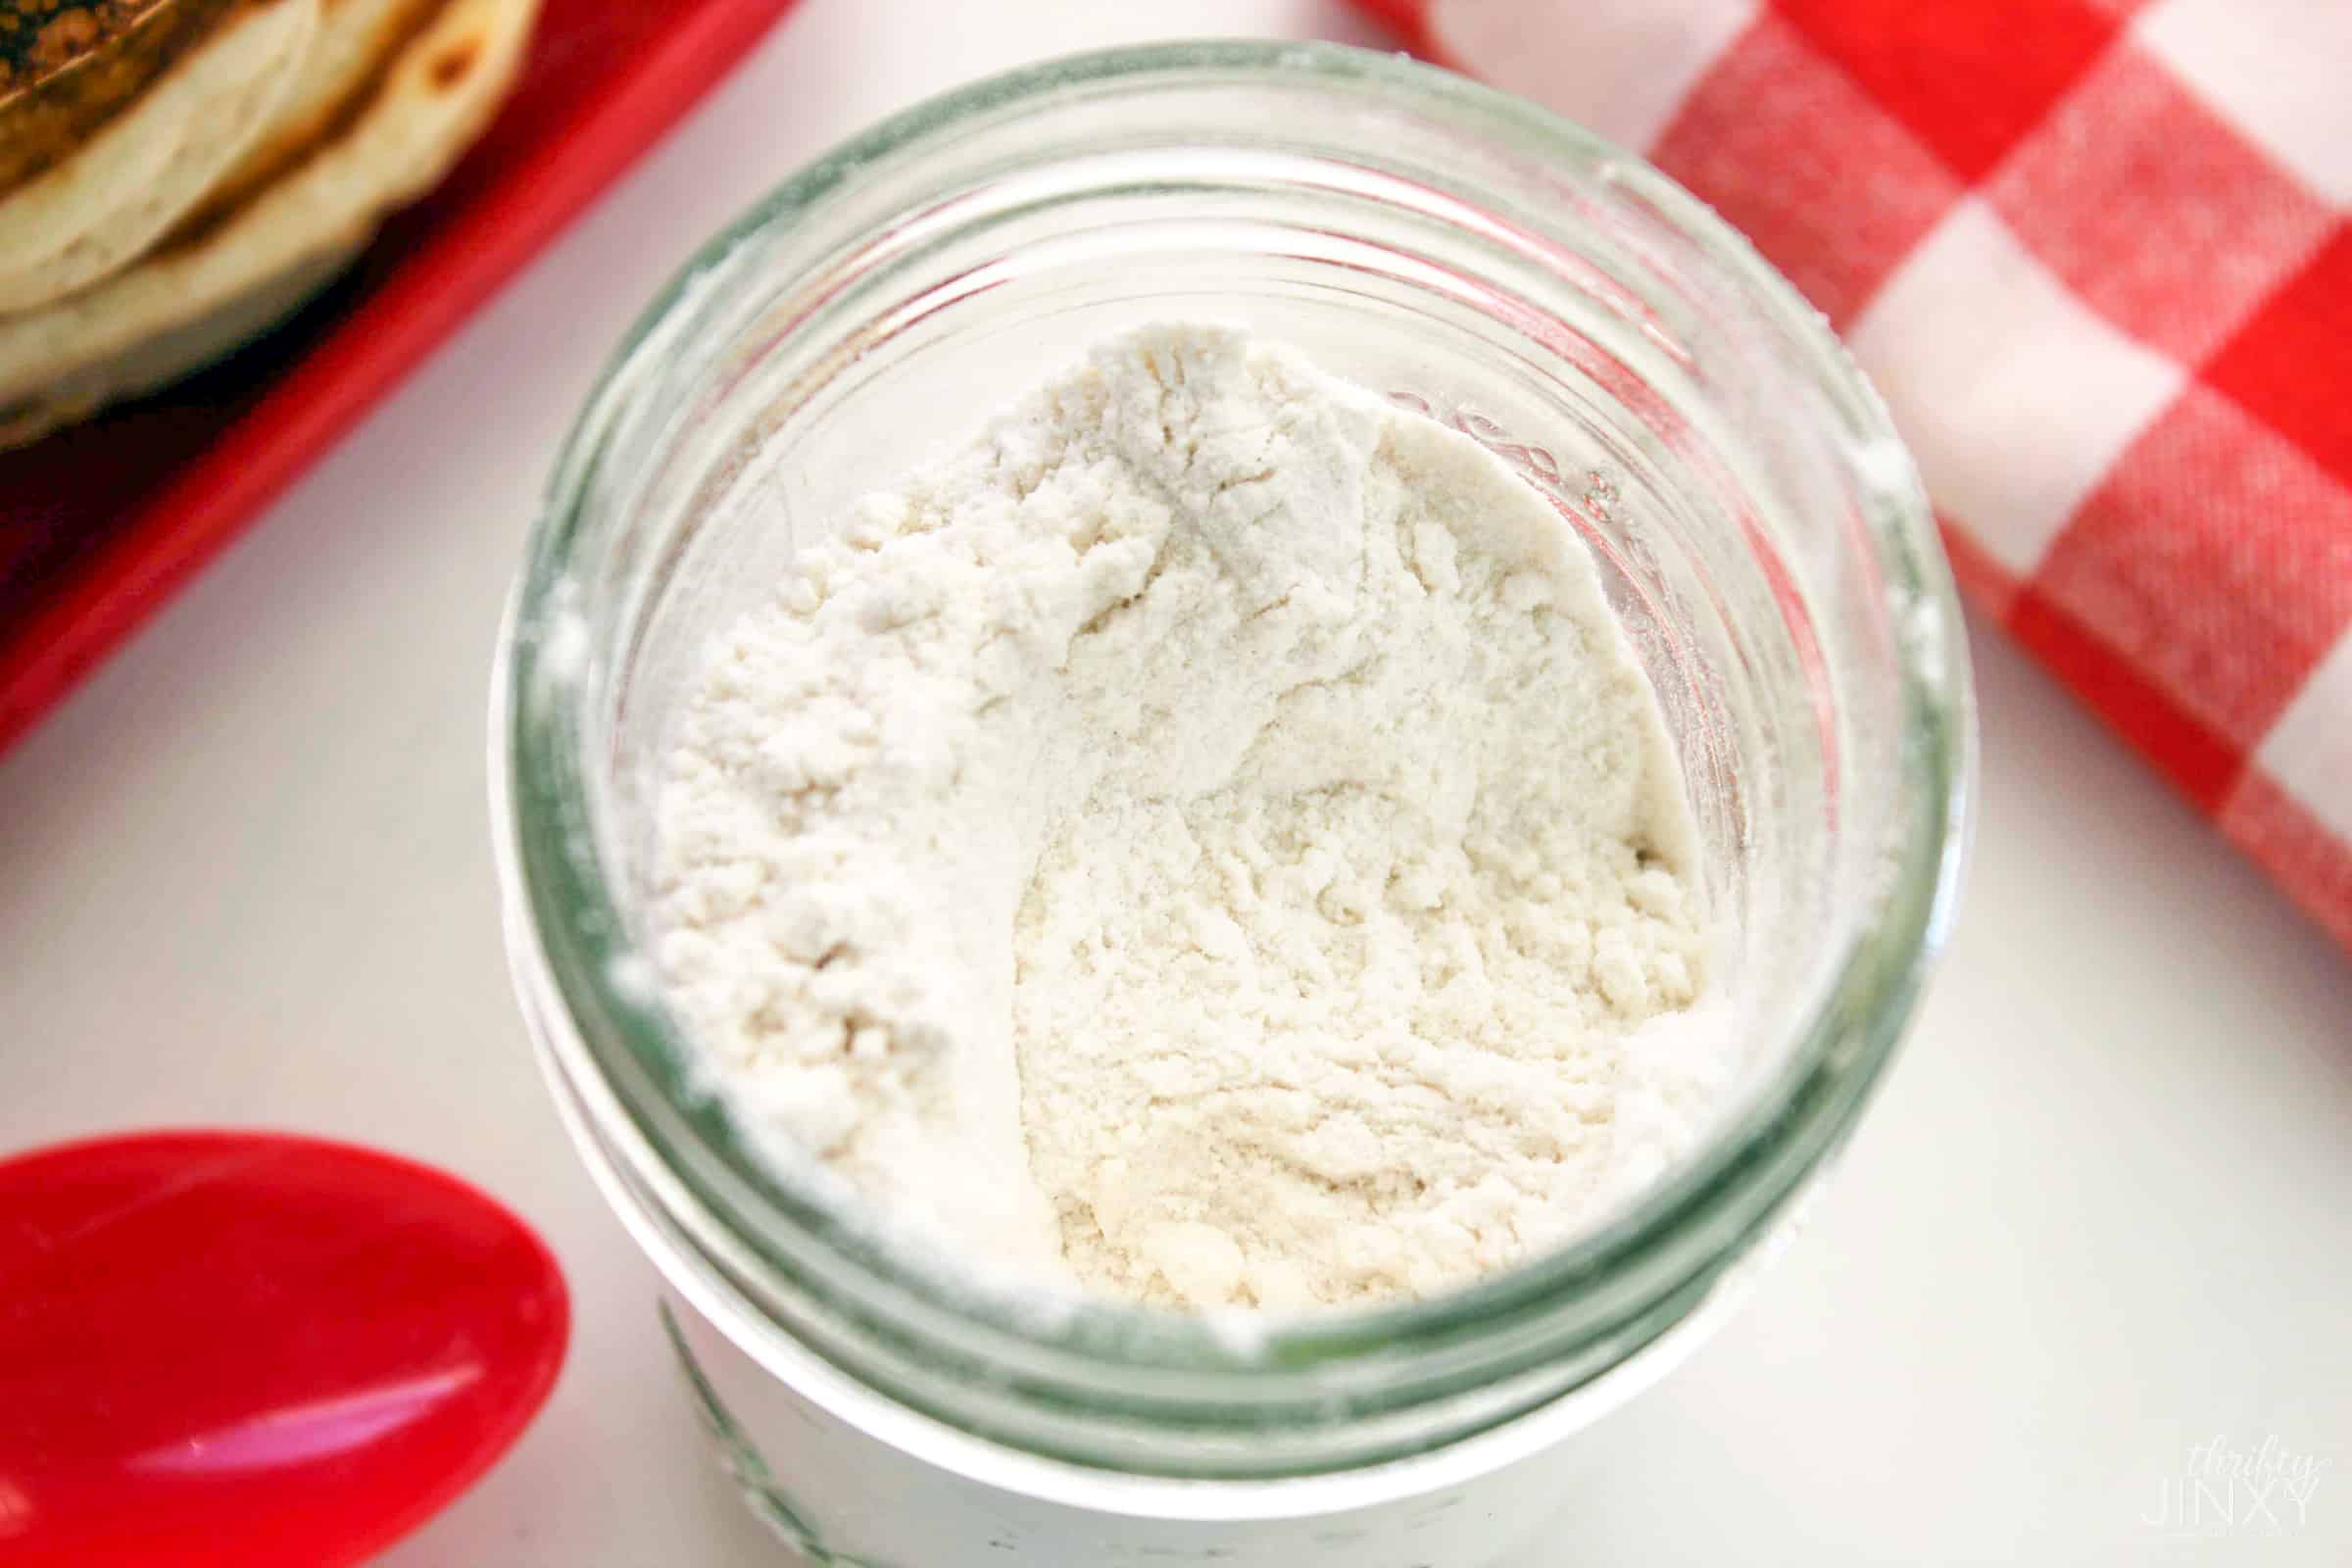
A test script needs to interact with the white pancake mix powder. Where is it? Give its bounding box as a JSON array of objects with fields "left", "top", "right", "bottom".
[{"left": 651, "top": 323, "right": 1730, "bottom": 1310}]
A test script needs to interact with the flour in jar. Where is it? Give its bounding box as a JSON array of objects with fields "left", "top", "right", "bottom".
[{"left": 651, "top": 322, "right": 1730, "bottom": 1310}]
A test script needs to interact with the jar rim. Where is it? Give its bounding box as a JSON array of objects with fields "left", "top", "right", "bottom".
[{"left": 494, "top": 37, "right": 1973, "bottom": 1422}]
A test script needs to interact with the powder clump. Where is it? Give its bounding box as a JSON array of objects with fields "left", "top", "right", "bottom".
[{"left": 653, "top": 323, "right": 1721, "bottom": 1309}]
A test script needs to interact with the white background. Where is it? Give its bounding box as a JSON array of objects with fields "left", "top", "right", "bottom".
[{"left": 3, "top": 1, "right": 2347, "bottom": 1562}]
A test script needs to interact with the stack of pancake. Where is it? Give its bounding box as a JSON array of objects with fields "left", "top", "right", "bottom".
[{"left": 0, "top": 0, "right": 539, "bottom": 446}]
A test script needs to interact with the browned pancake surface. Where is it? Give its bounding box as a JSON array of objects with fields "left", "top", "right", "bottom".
[{"left": 0, "top": 0, "right": 250, "bottom": 194}]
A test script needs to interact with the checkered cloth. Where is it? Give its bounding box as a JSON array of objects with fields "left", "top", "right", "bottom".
[{"left": 1356, "top": 0, "right": 2352, "bottom": 952}]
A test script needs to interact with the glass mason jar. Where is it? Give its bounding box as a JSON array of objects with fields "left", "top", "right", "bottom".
[{"left": 492, "top": 39, "right": 1972, "bottom": 1568}]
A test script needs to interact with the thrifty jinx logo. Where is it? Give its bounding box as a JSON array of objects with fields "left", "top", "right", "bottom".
[{"left": 2143, "top": 1435, "right": 2327, "bottom": 1538}]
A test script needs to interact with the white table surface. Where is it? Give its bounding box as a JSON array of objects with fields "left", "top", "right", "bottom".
[{"left": 5, "top": 1, "right": 2348, "bottom": 1562}]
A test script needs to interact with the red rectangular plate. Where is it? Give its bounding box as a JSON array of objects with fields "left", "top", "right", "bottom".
[{"left": 0, "top": 0, "right": 801, "bottom": 755}]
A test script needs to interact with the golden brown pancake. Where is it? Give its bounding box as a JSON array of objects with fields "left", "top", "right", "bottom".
[
  {"left": 0, "top": 0, "right": 538, "bottom": 445},
  {"left": 0, "top": 0, "right": 317, "bottom": 311},
  {"left": 0, "top": 0, "right": 231, "bottom": 189}
]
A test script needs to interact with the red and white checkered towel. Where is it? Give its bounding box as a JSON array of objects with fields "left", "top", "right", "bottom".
[{"left": 1356, "top": 0, "right": 2352, "bottom": 952}]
